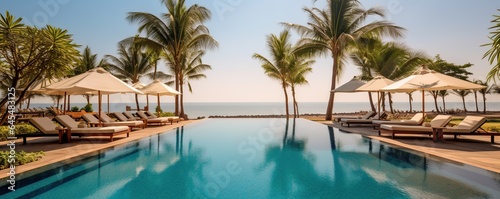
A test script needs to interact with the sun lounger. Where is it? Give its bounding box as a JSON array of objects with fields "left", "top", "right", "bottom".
[
  {"left": 372, "top": 113, "right": 425, "bottom": 129},
  {"left": 442, "top": 116, "right": 499, "bottom": 143},
  {"left": 22, "top": 117, "right": 69, "bottom": 145},
  {"left": 334, "top": 111, "right": 376, "bottom": 122},
  {"left": 82, "top": 113, "right": 145, "bottom": 131},
  {"left": 378, "top": 115, "right": 452, "bottom": 139},
  {"left": 123, "top": 111, "right": 141, "bottom": 121},
  {"left": 340, "top": 112, "right": 387, "bottom": 127},
  {"left": 55, "top": 115, "right": 130, "bottom": 142},
  {"left": 136, "top": 111, "right": 169, "bottom": 127},
  {"left": 113, "top": 112, "right": 135, "bottom": 121},
  {"left": 145, "top": 111, "right": 181, "bottom": 124}
]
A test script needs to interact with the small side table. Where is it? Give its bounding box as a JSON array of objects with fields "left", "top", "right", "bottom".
[
  {"left": 432, "top": 127, "right": 446, "bottom": 142},
  {"left": 57, "top": 127, "right": 68, "bottom": 144}
]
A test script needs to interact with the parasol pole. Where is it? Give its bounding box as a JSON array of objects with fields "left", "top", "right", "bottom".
[
  {"left": 98, "top": 91, "right": 102, "bottom": 126},
  {"left": 63, "top": 92, "right": 67, "bottom": 114},
  {"left": 157, "top": 93, "right": 160, "bottom": 117}
]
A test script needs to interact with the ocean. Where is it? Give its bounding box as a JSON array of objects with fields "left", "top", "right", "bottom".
[{"left": 27, "top": 101, "right": 500, "bottom": 118}]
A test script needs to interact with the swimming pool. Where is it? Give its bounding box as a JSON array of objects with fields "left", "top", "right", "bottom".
[{"left": 2, "top": 118, "right": 499, "bottom": 198}]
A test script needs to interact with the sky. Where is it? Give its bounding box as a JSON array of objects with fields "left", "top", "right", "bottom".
[{"left": 2, "top": 0, "right": 500, "bottom": 105}]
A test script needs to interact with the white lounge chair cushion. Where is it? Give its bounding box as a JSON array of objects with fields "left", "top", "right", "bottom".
[
  {"left": 372, "top": 120, "right": 420, "bottom": 125},
  {"left": 56, "top": 115, "right": 80, "bottom": 129},
  {"left": 379, "top": 125, "right": 434, "bottom": 132},
  {"left": 82, "top": 113, "right": 100, "bottom": 123},
  {"left": 104, "top": 121, "right": 144, "bottom": 126},
  {"left": 30, "top": 117, "right": 58, "bottom": 134},
  {"left": 113, "top": 112, "right": 130, "bottom": 121},
  {"left": 443, "top": 116, "right": 486, "bottom": 133},
  {"left": 71, "top": 126, "right": 129, "bottom": 134}
]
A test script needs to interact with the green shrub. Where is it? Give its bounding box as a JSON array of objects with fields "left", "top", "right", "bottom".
[
  {"left": 0, "top": 124, "right": 39, "bottom": 141},
  {"left": 71, "top": 106, "right": 80, "bottom": 112},
  {"left": 487, "top": 126, "right": 500, "bottom": 132},
  {"left": 155, "top": 106, "right": 163, "bottom": 113},
  {"left": 159, "top": 112, "right": 175, "bottom": 117},
  {"left": 82, "top": 103, "right": 93, "bottom": 112},
  {"left": 0, "top": 151, "right": 45, "bottom": 170}
]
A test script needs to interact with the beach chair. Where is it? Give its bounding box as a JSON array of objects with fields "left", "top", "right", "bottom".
[
  {"left": 334, "top": 111, "right": 376, "bottom": 122},
  {"left": 21, "top": 117, "right": 69, "bottom": 145},
  {"left": 81, "top": 113, "right": 145, "bottom": 131},
  {"left": 145, "top": 111, "right": 181, "bottom": 124},
  {"left": 378, "top": 115, "right": 452, "bottom": 139},
  {"left": 113, "top": 112, "right": 135, "bottom": 122},
  {"left": 55, "top": 115, "right": 130, "bottom": 142},
  {"left": 123, "top": 111, "right": 141, "bottom": 121},
  {"left": 372, "top": 113, "right": 425, "bottom": 129},
  {"left": 443, "top": 116, "right": 499, "bottom": 143},
  {"left": 340, "top": 112, "right": 387, "bottom": 127},
  {"left": 136, "top": 111, "right": 170, "bottom": 127}
]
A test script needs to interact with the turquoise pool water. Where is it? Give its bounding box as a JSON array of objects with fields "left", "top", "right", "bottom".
[{"left": 2, "top": 119, "right": 500, "bottom": 198}]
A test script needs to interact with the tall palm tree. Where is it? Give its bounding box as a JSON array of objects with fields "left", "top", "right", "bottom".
[
  {"left": 350, "top": 37, "right": 425, "bottom": 113},
  {"left": 166, "top": 50, "right": 210, "bottom": 115},
  {"left": 484, "top": 9, "right": 500, "bottom": 82},
  {"left": 473, "top": 80, "right": 491, "bottom": 113},
  {"left": 74, "top": 46, "right": 107, "bottom": 104},
  {"left": 437, "top": 90, "right": 449, "bottom": 113},
  {"left": 126, "top": 0, "right": 218, "bottom": 117},
  {"left": 284, "top": 0, "right": 404, "bottom": 120},
  {"left": 452, "top": 89, "right": 472, "bottom": 113},
  {"left": 287, "top": 54, "right": 314, "bottom": 118},
  {"left": 253, "top": 30, "right": 293, "bottom": 118},
  {"left": 106, "top": 43, "right": 156, "bottom": 110}
]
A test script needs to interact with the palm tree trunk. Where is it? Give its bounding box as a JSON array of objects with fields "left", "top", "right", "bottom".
[
  {"left": 462, "top": 96, "right": 467, "bottom": 113},
  {"left": 407, "top": 93, "right": 413, "bottom": 112},
  {"left": 368, "top": 92, "right": 376, "bottom": 112},
  {"left": 441, "top": 95, "right": 446, "bottom": 113},
  {"left": 482, "top": 93, "right": 487, "bottom": 113},
  {"left": 27, "top": 96, "right": 31, "bottom": 109},
  {"left": 180, "top": 79, "right": 185, "bottom": 119},
  {"left": 474, "top": 91, "right": 479, "bottom": 112},
  {"left": 174, "top": 70, "right": 180, "bottom": 116},
  {"left": 325, "top": 53, "right": 339, "bottom": 121},
  {"left": 291, "top": 85, "right": 298, "bottom": 118},
  {"left": 388, "top": 93, "right": 394, "bottom": 114},
  {"left": 282, "top": 83, "right": 289, "bottom": 118},
  {"left": 135, "top": 94, "right": 140, "bottom": 110},
  {"left": 431, "top": 91, "right": 439, "bottom": 113}
]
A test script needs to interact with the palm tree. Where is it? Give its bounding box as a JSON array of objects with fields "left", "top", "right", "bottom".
[
  {"left": 452, "top": 89, "right": 472, "bottom": 113},
  {"left": 284, "top": 0, "right": 404, "bottom": 120},
  {"left": 473, "top": 80, "right": 491, "bottom": 113},
  {"left": 350, "top": 37, "right": 425, "bottom": 113},
  {"left": 437, "top": 90, "right": 449, "bottom": 113},
  {"left": 253, "top": 30, "right": 293, "bottom": 118},
  {"left": 484, "top": 9, "right": 500, "bottom": 82},
  {"left": 406, "top": 92, "right": 414, "bottom": 112},
  {"left": 74, "top": 46, "right": 107, "bottom": 104},
  {"left": 106, "top": 42, "right": 156, "bottom": 110},
  {"left": 166, "top": 49, "right": 210, "bottom": 116},
  {"left": 287, "top": 54, "right": 314, "bottom": 118},
  {"left": 126, "top": 0, "right": 218, "bottom": 117}
]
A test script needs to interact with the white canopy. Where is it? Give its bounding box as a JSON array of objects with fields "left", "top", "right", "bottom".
[{"left": 332, "top": 76, "right": 365, "bottom": 93}]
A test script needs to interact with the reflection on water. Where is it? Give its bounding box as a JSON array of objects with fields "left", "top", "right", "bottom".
[{"left": 2, "top": 119, "right": 499, "bottom": 198}]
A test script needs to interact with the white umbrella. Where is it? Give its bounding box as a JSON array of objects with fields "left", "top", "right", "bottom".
[
  {"left": 356, "top": 76, "right": 394, "bottom": 115},
  {"left": 140, "top": 80, "right": 181, "bottom": 116},
  {"left": 46, "top": 67, "right": 143, "bottom": 123},
  {"left": 332, "top": 76, "right": 365, "bottom": 93},
  {"left": 381, "top": 65, "right": 486, "bottom": 114}
]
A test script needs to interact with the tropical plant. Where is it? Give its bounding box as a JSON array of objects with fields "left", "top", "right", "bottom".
[
  {"left": 165, "top": 49, "right": 210, "bottom": 116},
  {"left": 473, "top": 80, "right": 491, "bottom": 113},
  {"left": 0, "top": 12, "right": 80, "bottom": 123},
  {"left": 428, "top": 55, "right": 473, "bottom": 113},
  {"left": 253, "top": 30, "right": 293, "bottom": 118},
  {"left": 74, "top": 46, "right": 108, "bottom": 104},
  {"left": 483, "top": 9, "right": 500, "bottom": 82},
  {"left": 283, "top": 0, "right": 404, "bottom": 120},
  {"left": 452, "top": 89, "right": 472, "bottom": 113},
  {"left": 287, "top": 54, "right": 314, "bottom": 118},
  {"left": 126, "top": 0, "right": 218, "bottom": 117},
  {"left": 106, "top": 42, "right": 156, "bottom": 110},
  {"left": 351, "top": 37, "right": 425, "bottom": 113}
]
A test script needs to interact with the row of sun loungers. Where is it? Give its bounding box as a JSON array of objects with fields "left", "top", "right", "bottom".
[
  {"left": 334, "top": 112, "right": 499, "bottom": 143},
  {"left": 18, "top": 111, "right": 183, "bottom": 144}
]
